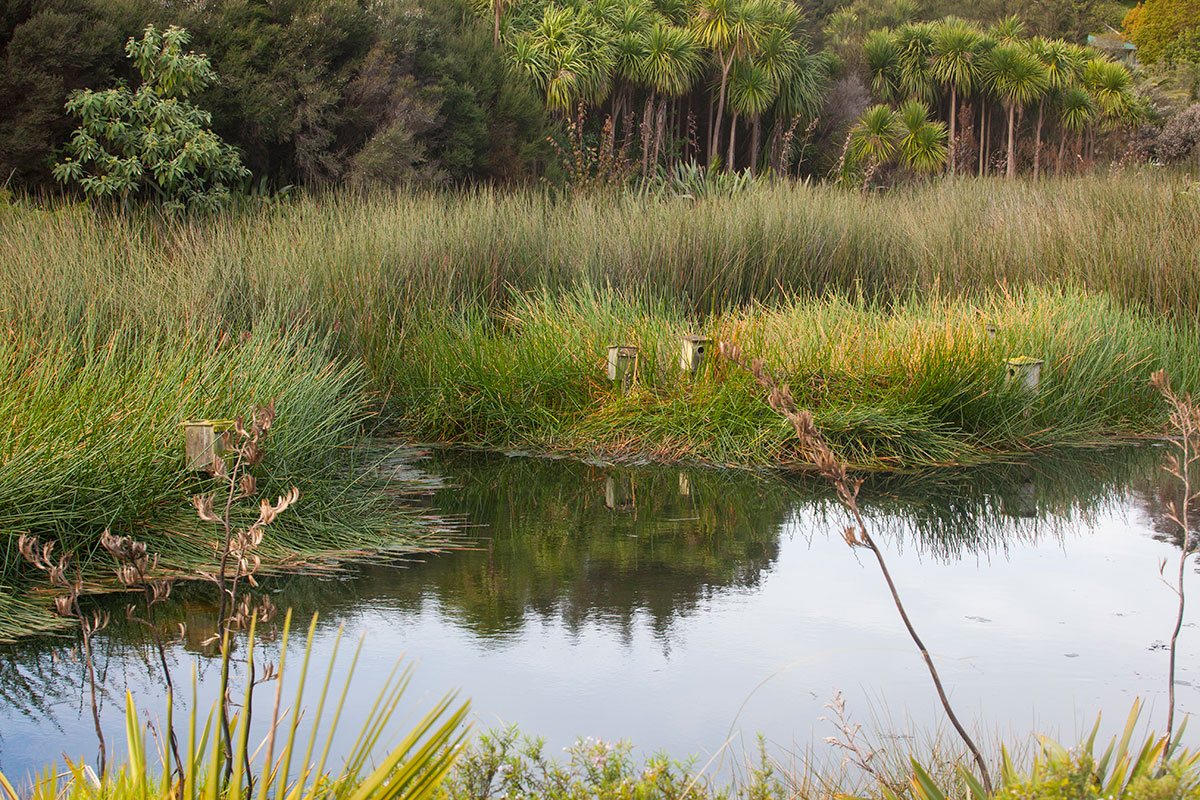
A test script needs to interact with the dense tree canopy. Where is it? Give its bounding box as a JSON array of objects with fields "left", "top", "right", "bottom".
[
  {"left": 1123, "top": 0, "right": 1200, "bottom": 65},
  {"left": 53, "top": 25, "right": 250, "bottom": 212},
  {"left": 0, "top": 0, "right": 1182, "bottom": 197},
  {"left": 0, "top": 0, "right": 551, "bottom": 191},
  {"left": 839, "top": 14, "right": 1143, "bottom": 181}
]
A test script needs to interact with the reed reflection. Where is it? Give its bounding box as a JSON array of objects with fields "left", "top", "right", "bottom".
[{"left": 0, "top": 444, "right": 1163, "bottom": 729}]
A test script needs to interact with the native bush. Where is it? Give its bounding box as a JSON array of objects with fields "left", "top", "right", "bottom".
[
  {"left": 1154, "top": 104, "right": 1200, "bottom": 163},
  {"left": 52, "top": 25, "right": 249, "bottom": 213}
]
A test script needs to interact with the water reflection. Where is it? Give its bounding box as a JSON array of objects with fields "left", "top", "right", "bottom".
[
  {"left": 0, "top": 443, "right": 1193, "bottom": 777},
  {"left": 0, "top": 445, "right": 1169, "bottom": 678}
]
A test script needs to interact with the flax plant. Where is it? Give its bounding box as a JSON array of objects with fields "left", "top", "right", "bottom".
[
  {"left": 99, "top": 530, "right": 185, "bottom": 778},
  {"left": 908, "top": 702, "right": 1197, "bottom": 800},
  {"left": 0, "top": 612, "right": 471, "bottom": 800},
  {"left": 190, "top": 400, "right": 300, "bottom": 784},
  {"left": 717, "top": 340, "right": 994, "bottom": 794}
]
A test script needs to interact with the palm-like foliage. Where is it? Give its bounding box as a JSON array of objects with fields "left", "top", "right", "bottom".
[
  {"left": 1030, "top": 37, "right": 1082, "bottom": 91},
  {"left": 1060, "top": 84, "right": 1097, "bottom": 133},
  {"left": 774, "top": 47, "right": 828, "bottom": 120},
  {"left": 894, "top": 22, "right": 937, "bottom": 103},
  {"left": 850, "top": 103, "right": 904, "bottom": 165},
  {"left": 864, "top": 29, "right": 902, "bottom": 103},
  {"left": 641, "top": 21, "right": 702, "bottom": 95},
  {"left": 519, "top": 6, "right": 617, "bottom": 112},
  {"left": 982, "top": 43, "right": 1049, "bottom": 176},
  {"left": 897, "top": 99, "right": 949, "bottom": 172},
  {"left": 930, "top": 18, "right": 981, "bottom": 173},
  {"left": 654, "top": 0, "right": 689, "bottom": 24},
  {"left": 728, "top": 59, "right": 774, "bottom": 169},
  {"left": 691, "top": 0, "right": 765, "bottom": 161},
  {"left": 988, "top": 14, "right": 1026, "bottom": 44},
  {"left": 486, "top": 0, "right": 1143, "bottom": 178},
  {"left": 1025, "top": 37, "right": 1083, "bottom": 177},
  {"left": 730, "top": 61, "right": 773, "bottom": 115},
  {"left": 1083, "top": 58, "right": 1137, "bottom": 125},
  {"left": 0, "top": 616, "right": 471, "bottom": 800},
  {"left": 612, "top": 0, "right": 653, "bottom": 82}
]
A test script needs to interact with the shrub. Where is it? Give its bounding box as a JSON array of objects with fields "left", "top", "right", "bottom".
[{"left": 52, "top": 25, "right": 249, "bottom": 213}]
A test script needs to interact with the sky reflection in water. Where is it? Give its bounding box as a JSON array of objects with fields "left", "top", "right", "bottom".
[{"left": 0, "top": 445, "right": 1196, "bottom": 780}]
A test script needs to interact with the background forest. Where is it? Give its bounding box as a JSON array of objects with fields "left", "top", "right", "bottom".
[{"left": 1, "top": 0, "right": 1199, "bottom": 196}]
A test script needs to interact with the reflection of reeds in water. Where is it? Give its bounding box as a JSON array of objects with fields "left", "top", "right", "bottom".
[
  {"left": 0, "top": 440, "right": 1159, "bottom": 714},
  {"left": 1147, "top": 371, "right": 1200, "bottom": 748},
  {"left": 718, "top": 340, "right": 993, "bottom": 792}
]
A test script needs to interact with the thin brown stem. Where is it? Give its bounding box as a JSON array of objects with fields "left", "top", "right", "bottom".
[
  {"left": 1152, "top": 369, "right": 1200, "bottom": 748},
  {"left": 850, "top": 507, "right": 993, "bottom": 793},
  {"left": 73, "top": 594, "right": 106, "bottom": 777},
  {"left": 719, "top": 341, "right": 993, "bottom": 794}
]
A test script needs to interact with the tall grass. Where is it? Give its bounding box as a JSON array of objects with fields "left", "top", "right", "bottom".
[
  {"left": 5, "top": 173, "right": 1200, "bottom": 330},
  {"left": 2, "top": 174, "right": 1197, "bottom": 615},
  {"left": 382, "top": 287, "right": 1200, "bottom": 467}
]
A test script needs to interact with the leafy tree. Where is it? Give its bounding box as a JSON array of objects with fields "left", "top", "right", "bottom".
[
  {"left": 728, "top": 59, "right": 773, "bottom": 168},
  {"left": 894, "top": 21, "right": 937, "bottom": 102},
  {"left": 987, "top": 14, "right": 1027, "bottom": 44},
  {"left": 692, "top": 0, "right": 767, "bottom": 162},
  {"left": 897, "top": 98, "right": 949, "bottom": 171},
  {"left": 1026, "top": 36, "right": 1083, "bottom": 177},
  {"left": 930, "top": 18, "right": 982, "bottom": 173},
  {"left": 1058, "top": 84, "right": 1096, "bottom": 169},
  {"left": 52, "top": 25, "right": 249, "bottom": 212},
  {"left": 1083, "top": 57, "right": 1138, "bottom": 123},
  {"left": 0, "top": 1, "right": 132, "bottom": 188},
  {"left": 849, "top": 102, "right": 903, "bottom": 165},
  {"left": 1124, "top": 0, "right": 1200, "bottom": 65},
  {"left": 640, "top": 20, "right": 702, "bottom": 167},
  {"left": 864, "top": 29, "right": 903, "bottom": 102}
]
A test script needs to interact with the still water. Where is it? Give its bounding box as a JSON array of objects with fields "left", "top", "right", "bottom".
[{"left": 1, "top": 446, "right": 1197, "bottom": 779}]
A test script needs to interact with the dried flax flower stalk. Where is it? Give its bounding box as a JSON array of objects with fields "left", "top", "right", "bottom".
[
  {"left": 718, "top": 341, "right": 994, "bottom": 794},
  {"left": 189, "top": 399, "right": 296, "bottom": 788},
  {"left": 1150, "top": 369, "right": 1200, "bottom": 748},
  {"left": 100, "top": 529, "right": 184, "bottom": 777},
  {"left": 18, "top": 533, "right": 109, "bottom": 776}
]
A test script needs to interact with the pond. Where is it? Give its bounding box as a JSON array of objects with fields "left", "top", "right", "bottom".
[{"left": 1, "top": 445, "right": 1197, "bottom": 781}]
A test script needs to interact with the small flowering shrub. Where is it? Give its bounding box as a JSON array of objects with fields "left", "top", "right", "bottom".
[
  {"left": 992, "top": 756, "right": 1101, "bottom": 800},
  {"left": 436, "top": 727, "right": 722, "bottom": 800}
]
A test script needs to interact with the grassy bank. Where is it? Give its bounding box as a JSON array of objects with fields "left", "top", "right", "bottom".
[
  {"left": 385, "top": 288, "right": 1199, "bottom": 467},
  {"left": 3, "top": 174, "right": 1198, "bottom": 621},
  {"left": 0, "top": 315, "right": 452, "bottom": 637}
]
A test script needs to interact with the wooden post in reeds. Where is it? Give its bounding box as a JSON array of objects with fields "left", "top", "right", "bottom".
[
  {"left": 680, "top": 335, "right": 712, "bottom": 374},
  {"left": 607, "top": 346, "right": 638, "bottom": 394}
]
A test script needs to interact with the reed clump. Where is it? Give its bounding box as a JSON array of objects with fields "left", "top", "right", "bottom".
[
  {"left": 382, "top": 288, "right": 1200, "bottom": 468},
  {"left": 4, "top": 174, "right": 1200, "bottom": 622},
  {"left": 5, "top": 173, "right": 1200, "bottom": 329}
]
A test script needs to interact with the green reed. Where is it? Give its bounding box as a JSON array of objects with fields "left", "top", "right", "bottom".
[
  {"left": 2, "top": 174, "right": 1198, "bottom": 618},
  {"left": 381, "top": 287, "right": 1200, "bottom": 467}
]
